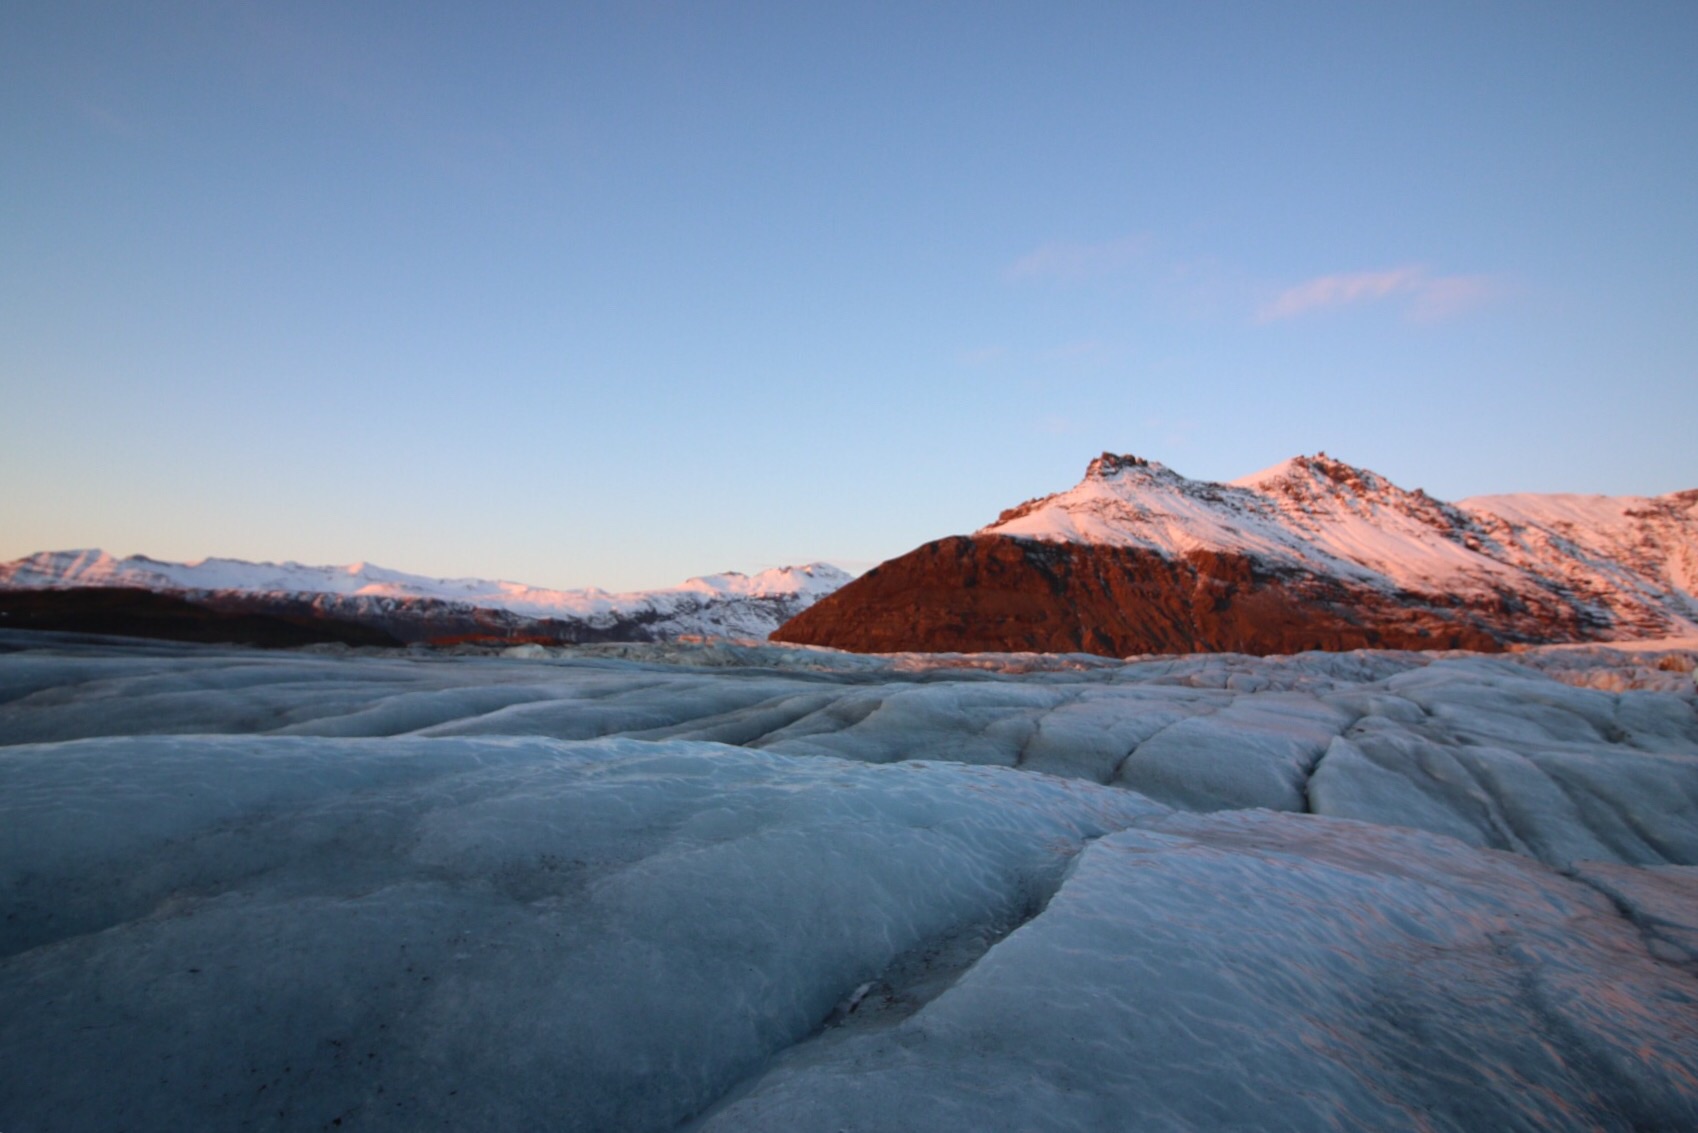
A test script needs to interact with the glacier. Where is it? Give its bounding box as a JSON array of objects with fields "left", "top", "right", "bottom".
[{"left": 2, "top": 629, "right": 1696, "bottom": 1130}]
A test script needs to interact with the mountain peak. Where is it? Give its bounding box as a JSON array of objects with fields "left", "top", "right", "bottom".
[
  {"left": 1230, "top": 452, "right": 1376, "bottom": 491},
  {"left": 973, "top": 450, "right": 1697, "bottom": 637},
  {"left": 1084, "top": 452, "right": 1156, "bottom": 480},
  {"left": 782, "top": 451, "right": 1698, "bottom": 655}
]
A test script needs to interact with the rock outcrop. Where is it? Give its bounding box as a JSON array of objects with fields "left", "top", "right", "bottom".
[
  {"left": 0, "top": 587, "right": 403, "bottom": 648},
  {"left": 773, "top": 453, "right": 1696, "bottom": 656},
  {"left": 772, "top": 535, "right": 1515, "bottom": 655}
]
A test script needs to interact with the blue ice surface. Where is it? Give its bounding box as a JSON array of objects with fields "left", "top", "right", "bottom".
[{"left": 1, "top": 630, "right": 1695, "bottom": 1131}]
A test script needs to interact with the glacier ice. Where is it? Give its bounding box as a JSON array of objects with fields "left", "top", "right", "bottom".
[
  {"left": 1, "top": 629, "right": 1696, "bottom": 1131},
  {"left": 1, "top": 735, "right": 1159, "bottom": 1131},
  {"left": 6, "top": 634, "right": 1691, "bottom": 871},
  {"left": 696, "top": 813, "right": 1698, "bottom": 1132}
]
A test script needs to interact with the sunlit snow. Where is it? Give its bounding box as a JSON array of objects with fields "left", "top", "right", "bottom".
[
  {"left": 982, "top": 453, "right": 1698, "bottom": 637},
  {"left": 0, "top": 549, "right": 852, "bottom": 622}
]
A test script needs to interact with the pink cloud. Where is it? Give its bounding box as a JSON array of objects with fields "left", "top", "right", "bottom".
[
  {"left": 1004, "top": 236, "right": 1148, "bottom": 283},
  {"left": 1257, "top": 266, "right": 1499, "bottom": 323}
]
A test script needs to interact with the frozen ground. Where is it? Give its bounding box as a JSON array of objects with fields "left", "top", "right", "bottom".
[{"left": 2, "top": 629, "right": 1696, "bottom": 1131}]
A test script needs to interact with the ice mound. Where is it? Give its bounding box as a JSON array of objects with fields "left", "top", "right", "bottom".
[
  {"left": 4, "top": 634, "right": 1693, "bottom": 870},
  {"left": 699, "top": 812, "right": 1698, "bottom": 1132},
  {"left": 2, "top": 632, "right": 1697, "bottom": 1129},
  {"left": 2, "top": 734, "right": 1694, "bottom": 1130},
  {"left": 1, "top": 736, "right": 1158, "bottom": 1131}
]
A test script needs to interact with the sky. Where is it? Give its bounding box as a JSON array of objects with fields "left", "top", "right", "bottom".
[{"left": 3, "top": 1, "right": 1695, "bottom": 591}]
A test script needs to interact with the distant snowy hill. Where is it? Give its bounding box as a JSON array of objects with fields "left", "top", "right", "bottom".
[
  {"left": 776, "top": 452, "right": 1698, "bottom": 655},
  {"left": 0, "top": 550, "right": 852, "bottom": 645}
]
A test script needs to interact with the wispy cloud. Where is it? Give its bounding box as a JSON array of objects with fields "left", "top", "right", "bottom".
[
  {"left": 1257, "top": 266, "right": 1499, "bottom": 323},
  {"left": 1004, "top": 236, "right": 1148, "bottom": 284}
]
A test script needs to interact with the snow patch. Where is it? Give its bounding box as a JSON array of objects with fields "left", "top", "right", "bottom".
[{"left": 980, "top": 452, "right": 1698, "bottom": 639}]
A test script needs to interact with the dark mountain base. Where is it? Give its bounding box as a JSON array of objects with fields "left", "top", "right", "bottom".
[
  {"left": 771, "top": 535, "right": 1583, "bottom": 656},
  {"left": 200, "top": 592, "right": 784, "bottom": 647},
  {"left": 0, "top": 588, "right": 403, "bottom": 649},
  {"left": 0, "top": 588, "right": 808, "bottom": 651}
]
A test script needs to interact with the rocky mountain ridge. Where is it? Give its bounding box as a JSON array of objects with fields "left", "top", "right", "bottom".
[{"left": 773, "top": 453, "right": 1697, "bottom": 656}]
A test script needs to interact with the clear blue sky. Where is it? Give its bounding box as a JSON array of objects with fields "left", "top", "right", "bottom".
[{"left": 4, "top": 1, "right": 1695, "bottom": 590}]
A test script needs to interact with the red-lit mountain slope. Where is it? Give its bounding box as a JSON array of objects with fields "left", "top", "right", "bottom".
[{"left": 772, "top": 453, "right": 1698, "bottom": 657}]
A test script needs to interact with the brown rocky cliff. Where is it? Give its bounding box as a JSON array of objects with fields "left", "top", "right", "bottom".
[{"left": 771, "top": 535, "right": 1536, "bottom": 656}]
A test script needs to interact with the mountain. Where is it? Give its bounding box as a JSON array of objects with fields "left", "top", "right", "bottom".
[
  {"left": 0, "top": 550, "right": 852, "bottom": 646},
  {"left": 773, "top": 453, "right": 1698, "bottom": 656}
]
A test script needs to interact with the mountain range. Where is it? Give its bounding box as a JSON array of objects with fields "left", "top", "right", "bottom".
[
  {"left": 0, "top": 550, "right": 851, "bottom": 647},
  {"left": 774, "top": 452, "right": 1698, "bottom": 656},
  {"left": 6, "top": 453, "right": 1693, "bottom": 656}
]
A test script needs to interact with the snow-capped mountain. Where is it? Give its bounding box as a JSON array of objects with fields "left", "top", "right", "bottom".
[
  {"left": 774, "top": 453, "right": 1698, "bottom": 656},
  {"left": 0, "top": 550, "right": 852, "bottom": 645},
  {"left": 988, "top": 453, "right": 1698, "bottom": 637}
]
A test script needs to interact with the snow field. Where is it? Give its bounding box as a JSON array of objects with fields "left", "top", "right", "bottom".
[
  {"left": 982, "top": 454, "right": 1698, "bottom": 638},
  {"left": 0, "top": 551, "right": 856, "bottom": 645}
]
